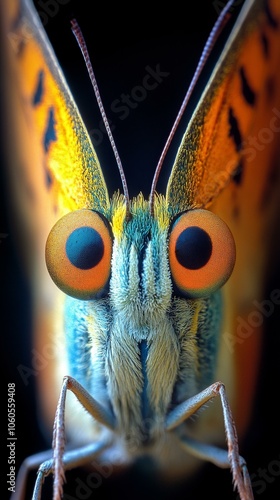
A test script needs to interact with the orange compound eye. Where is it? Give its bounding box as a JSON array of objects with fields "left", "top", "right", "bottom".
[
  {"left": 169, "top": 209, "right": 236, "bottom": 298},
  {"left": 45, "top": 210, "right": 112, "bottom": 300}
]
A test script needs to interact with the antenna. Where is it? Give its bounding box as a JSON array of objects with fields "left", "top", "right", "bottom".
[
  {"left": 149, "top": 0, "right": 236, "bottom": 216},
  {"left": 71, "top": 19, "right": 130, "bottom": 216}
]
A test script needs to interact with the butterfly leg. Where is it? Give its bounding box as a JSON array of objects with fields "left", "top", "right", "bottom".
[
  {"left": 180, "top": 435, "right": 253, "bottom": 498},
  {"left": 10, "top": 449, "right": 53, "bottom": 500},
  {"left": 49, "top": 375, "right": 116, "bottom": 500},
  {"left": 12, "top": 376, "right": 115, "bottom": 500},
  {"left": 31, "top": 441, "right": 109, "bottom": 500},
  {"left": 165, "top": 381, "right": 253, "bottom": 500},
  {"left": 10, "top": 441, "right": 108, "bottom": 500}
]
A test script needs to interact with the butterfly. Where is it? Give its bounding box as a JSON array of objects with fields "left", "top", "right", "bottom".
[{"left": 2, "top": 0, "right": 280, "bottom": 499}]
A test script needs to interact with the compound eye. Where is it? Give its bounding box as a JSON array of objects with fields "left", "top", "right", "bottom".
[
  {"left": 169, "top": 209, "right": 235, "bottom": 298},
  {"left": 45, "top": 210, "right": 112, "bottom": 300}
]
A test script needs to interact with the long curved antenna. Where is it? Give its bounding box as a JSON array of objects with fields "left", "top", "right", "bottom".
[
  {"left": 71, "top": 19, "right": 130, "bottom": 216},
  {"left": 149, "top": 0, "right": 236, "bottom": 216}
]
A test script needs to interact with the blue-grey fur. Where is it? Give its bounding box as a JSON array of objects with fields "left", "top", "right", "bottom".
[{"left": 64, "top": 203, "right": 222, "bottom": 449}]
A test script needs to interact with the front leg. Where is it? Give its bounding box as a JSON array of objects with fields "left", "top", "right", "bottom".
[
  {"left": 165, "top": 381, "right": 253, "bottom": 500},
  {"left": 31, "top": 441, "right": 109, "bottom": 500},
  {"left": 51, "top": 376, "right": 115, "bottom": 500}
]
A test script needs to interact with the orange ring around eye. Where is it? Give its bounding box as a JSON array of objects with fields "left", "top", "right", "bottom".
[
  {"left": 169, "top": 209, "right": 236, "bottom": 298},
  {"left": 45, "top": 209, "right": 112, "bottom": 300}
]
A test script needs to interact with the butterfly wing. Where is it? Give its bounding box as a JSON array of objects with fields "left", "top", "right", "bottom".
[
  {"left": 162, "top": 0, "right": 280, "bottom": 443},
  {"left": 4, "top": 0, "right": 109, "bottom": 229},
  {"left": 2, "top": 0, "right": 111, "bottom": 435},
  {"left": 166, "top": 0, "right": 280, "bottom": 214},
  {"left": 164, "top": 0, "right": 280, "bottom": 440}
]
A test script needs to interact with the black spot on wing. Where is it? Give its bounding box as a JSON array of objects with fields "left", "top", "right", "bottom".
[
  {"left": 261, "top": 32, "right": 269, "bottom": 58},
  {"left": 32, "top": 70, "right": 44, "bottom": 106},
  {"left": 43, "top": 161, "right": 53, "bottom": 189},
  {"left": 265, "top": 0, "right": 279, "bottom": 30},
  {"left": 228, "top": 107, "right": 242, "bottom": 152},
  {"left": 239, "top": 67, "right": 256, "bottom": 107},
  {"left": 43, "top": 107, "right": 56, "bottom": 153},
  {"left": 232, "top": 162, "right": 244, "bottom": 185}
]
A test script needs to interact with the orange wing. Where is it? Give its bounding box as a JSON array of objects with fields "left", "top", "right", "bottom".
[{"left": 166, "top": 0, "right": 280, "bottom": 214}]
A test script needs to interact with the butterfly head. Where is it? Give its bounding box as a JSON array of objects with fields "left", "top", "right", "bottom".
[{"left": 45, "top": 194, "right": 235, "bottom": 304}]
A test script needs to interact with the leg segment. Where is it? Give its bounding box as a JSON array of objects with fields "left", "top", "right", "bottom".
[{"left": 165, "top": 381, "right": 253, "bottom": 500}]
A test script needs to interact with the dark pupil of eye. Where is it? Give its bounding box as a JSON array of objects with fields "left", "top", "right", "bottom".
[
  {"left": 175, "top": 226, "right": 212, "bottom": 270},
  {"left": 66, "top": 227, "right": 104, "bottom": 270}
]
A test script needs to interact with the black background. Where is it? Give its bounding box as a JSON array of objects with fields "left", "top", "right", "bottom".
[{"left": 2, "top": 0, "right": 280, "bottom": 499}]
